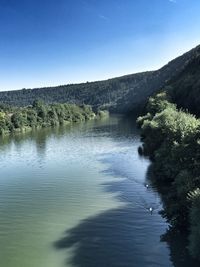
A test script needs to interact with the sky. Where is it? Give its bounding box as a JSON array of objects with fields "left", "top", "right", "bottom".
[{"left": 0, "top": 0, "right": 200, "bottom": 91}]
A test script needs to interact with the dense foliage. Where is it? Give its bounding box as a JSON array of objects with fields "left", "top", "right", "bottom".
[
  {"left": 0, "top": 101, "right": 95, "bottom": 135},
  {"left": 0, "top": 45, "right": 199, "bottom": 113},
  {"left": 137, "top": 92, "right": 200, "bottom": 260}
]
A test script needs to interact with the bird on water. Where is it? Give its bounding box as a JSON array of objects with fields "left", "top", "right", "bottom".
[{"left": 149, "top": 207, "right": 153, "bottom": 215}]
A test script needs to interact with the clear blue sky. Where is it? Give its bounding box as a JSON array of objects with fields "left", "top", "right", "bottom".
[{"left": 0, "top": 0, "right": 200, "bottom": 91}]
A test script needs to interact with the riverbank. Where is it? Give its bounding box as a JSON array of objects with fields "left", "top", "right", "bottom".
[
  {"left": 137, "top": 92, "right": 200, "bottom": 260},
  {"left": 0, "top": 101, "right": 101, "bottom": 136}
]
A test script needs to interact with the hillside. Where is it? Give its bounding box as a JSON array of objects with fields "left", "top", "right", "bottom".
[
  {"left": 0, "top": 45, "right": 200, "bottom": 113},
  {"left": 166, "top": 49, "right": 200, "bottom": 116}
]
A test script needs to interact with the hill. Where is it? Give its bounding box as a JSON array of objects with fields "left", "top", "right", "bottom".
[
  {"left": 166, "top": 48, "right": 200, "bottom": 116},
  {"left": 0, "top": 45, "right": 200, "bottom": 113}
]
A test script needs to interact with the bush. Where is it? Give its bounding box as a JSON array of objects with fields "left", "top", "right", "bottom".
[{"left": 137, "top": 92, "right": 200, "bottom": 260}]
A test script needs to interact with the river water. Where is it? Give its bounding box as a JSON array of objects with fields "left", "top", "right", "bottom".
[{"left": 0, "top": 115, "right": 191, "bottom": 267}]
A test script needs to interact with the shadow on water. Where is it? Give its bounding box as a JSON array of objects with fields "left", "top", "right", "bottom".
[
  {"left": 53, "top": 116, "right": 200, "bottom": 267},
  {"left": 145, "top": 165, "right": 200, "bottom": 267},
  {"left": 54, "top": 191, "right": 167, "bottom": 267},
  {"left": 53, "top": 116, "right": 174, "bottom": 267}
]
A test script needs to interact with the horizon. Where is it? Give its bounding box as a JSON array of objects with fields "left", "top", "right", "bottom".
[{"left": 1, "top": 0, "right": 200, "bottom": 91}]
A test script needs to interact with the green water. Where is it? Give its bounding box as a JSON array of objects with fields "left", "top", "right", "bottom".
[{"left": 0, "top": 116, "right": 192, "bottom": 267}]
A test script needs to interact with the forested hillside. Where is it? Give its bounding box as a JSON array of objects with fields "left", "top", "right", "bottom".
[
  {"left": 0, "top": 45, "right": 200, "bottom": 113},
  {"left": 167, "top": 52, "right": 200, "bottom": 116}
]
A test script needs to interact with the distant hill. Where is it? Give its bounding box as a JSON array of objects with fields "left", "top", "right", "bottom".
[{"left": 0, "top": 45, "right": 200, "bottom": 113}]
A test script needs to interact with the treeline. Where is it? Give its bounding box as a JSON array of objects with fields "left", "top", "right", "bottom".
[
  {"left": 137, "top": 92, "right": 200, "bottom": 260},
  {"left": 0, "top": 72, "right": 157, "bottom": 113},
  {"left": 0, "top": 100, "right": 96, "bottom": 135},
  {"left": 0, "top": 45, "right": 199, "bottom": 113}
]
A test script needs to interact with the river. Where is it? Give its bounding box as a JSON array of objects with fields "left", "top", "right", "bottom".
[{"left": 0, "top": 115, "right": 194, "bottom": 267}]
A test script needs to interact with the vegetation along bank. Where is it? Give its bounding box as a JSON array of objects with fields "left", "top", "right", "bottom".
[
  {"left": 0, "top": 100, "right": 100, "bottom": 135},
  {"left": 137, "top": 92, "right": 200, "bottom": 260}
]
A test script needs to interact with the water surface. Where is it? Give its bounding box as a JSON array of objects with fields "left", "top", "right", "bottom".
[{"left": 0, "top": 116, "right": 186, "bottom": 267}]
